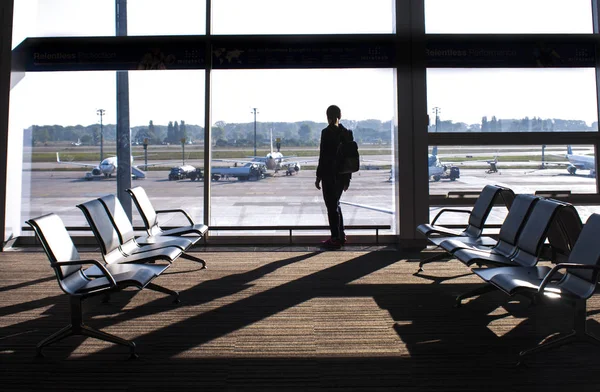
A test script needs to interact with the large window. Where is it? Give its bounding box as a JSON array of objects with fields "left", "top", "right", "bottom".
[
  {"left": 212, "top": 0, "right": 394, "bottom": 35},
  {"left": 128, "top": 70, "right": 205, "bottom": 228},
  {"left": 210, "top": 68, "right": 395, "bottom": 235},
  {"left": 9, "top": 71, "right": 117, "bottom": 233},
  {"left": 425, "top": 0, "right": 593, "bottom": 34},
  {"left": 12, "top": 0, "right": 115, "bottom": 48},
  {"left": 427, "top": 68, "right": 598, "bottom": 132},
  {"left": 127, "top": 0, "right": 206, "bottom": 36},
  {"left": 428, "top": 144, "right": 597, "bottom": 196}
]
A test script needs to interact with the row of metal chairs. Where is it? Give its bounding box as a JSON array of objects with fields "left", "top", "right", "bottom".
[
  {"left": 27, "top": 186, "right": 208, "bottom": 358},
  {"left": 416, "top": 185, "right": 600, "bottom": 363}
]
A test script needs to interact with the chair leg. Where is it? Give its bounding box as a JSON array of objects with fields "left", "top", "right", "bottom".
[
  {"left": 518, "top": 300, "right": 598, "bottom": 365},
  {"left": 455, "top": 283, "right": 497, "bottom": 308},
  {"left": 181, "top": 253, "right": 207, "bottom": 269},
  {"left": 146, "top": 282, "right": 180, "bottom": 304},
  {"left": 37, "top": 296, "right": 136, "bottom": 358},
  {"left": 36, "top": 324, "right": 75, "bottom": 357},
  {"left": 80, "top": 325, "right": 137, "bottom": 358},
  {"left": 416, "top": 252, "right": 448, "bottom": 273}
]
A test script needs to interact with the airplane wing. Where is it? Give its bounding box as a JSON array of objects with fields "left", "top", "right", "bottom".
[{"left": 56, "top": 153, "right": 99, "bottom": 168}]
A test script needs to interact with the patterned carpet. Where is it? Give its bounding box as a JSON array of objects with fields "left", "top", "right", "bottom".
[{"left": 1, "top": 248, "right": 600, "bottom": 391}]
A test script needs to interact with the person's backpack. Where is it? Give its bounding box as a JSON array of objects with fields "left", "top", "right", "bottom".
[{"left": 336, "top": 128, "right": 360, "bottom": 174}]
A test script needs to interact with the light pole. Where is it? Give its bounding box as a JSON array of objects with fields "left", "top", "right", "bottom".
[
  {"left": 96, "top": 109, "right": 105, "bottom": 161},
  {"left": 181, "top": 137, "right": 186, "bottom": 165},
  {"left": 143, "top": 138, "right": 148, "bottom": 169},
  {"left": 432, "top": 107, "right": 441, "bottom": 133},
  {"left": 251, "top": 108, "right": 259, "bottom": 157}
]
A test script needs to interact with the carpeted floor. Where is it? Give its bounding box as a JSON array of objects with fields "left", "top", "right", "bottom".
[{"left": 1, "top": 248, "right": 600, "bottom": 391}]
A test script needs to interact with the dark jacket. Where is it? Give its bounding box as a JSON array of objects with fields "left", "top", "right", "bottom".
[{"left": 316, "top": 123, "right": 353, "bottom": 183}]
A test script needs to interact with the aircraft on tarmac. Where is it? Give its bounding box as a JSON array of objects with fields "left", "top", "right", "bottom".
[
  {"left": 565, "top": 145, "right": 596, "bottom": 176},
  {"left": 71, "top": 138, "right": 82, "bottom": 146},
  {"left": 428, "top": 147, "right": 460, "bottom": 181},
  {"left": 56, "top": 153, "right": 162, "bottom": 180},
  {"left": 214, "top": 130, "right": 313, "bottom": 176}
]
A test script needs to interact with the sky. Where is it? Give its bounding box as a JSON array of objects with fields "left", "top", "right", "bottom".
[{"left": 8, "top": 0, "right": 598, "bottom": 131}]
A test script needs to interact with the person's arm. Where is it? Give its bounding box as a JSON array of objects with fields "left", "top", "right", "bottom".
[{"left": 315, "top": 130, "right": 325, "bottom": 189}]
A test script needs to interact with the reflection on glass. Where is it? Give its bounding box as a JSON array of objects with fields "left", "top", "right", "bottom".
[
  {"left": 428, "top": 145, "right": 597, "bottom": 197},
  {"left": 211, "top": 69, "right": 395, "bottom": 235},
  {"left": 212, "top": 0, "right": 393, "bottom": 35},
  {"left": 427, "top": 69, "right": 598, "bottom": 132},
  {"left": 425, "top": 0, "right": 592, "bottom": 34}
]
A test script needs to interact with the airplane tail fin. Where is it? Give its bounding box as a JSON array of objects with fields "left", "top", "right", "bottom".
[
  {"left": 431, "top": 146, "right": 438, "bottom": 156},
  {"left": 567, "top": 145, "right": 573, "bottom": 155},
  {"left": 270, "top": 128, "right": 274, "bottom": 154},
  {"left": 56, "top": 152, "right": 61, "bottom": 163}
]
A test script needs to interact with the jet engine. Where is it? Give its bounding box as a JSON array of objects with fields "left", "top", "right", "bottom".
[
  {"left": 567, "top": 165, "right": 577, "bottom": 175},
  {"left": 91, "top": 167, "right": 102, "bottom": 176}
]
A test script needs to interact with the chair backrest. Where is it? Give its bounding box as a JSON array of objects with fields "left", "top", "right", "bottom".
[
  {"left": 26, "top": 213, "right": 81, "bottom": 279},
  {"left": 493, "top": 194, "right": 539, "bottom": 256},
  {"left": 464, "top": 185, "right": 515, "bottom": 237},
  {"left": 98, "top": 194, "right": 136, "bottom": 245},
  {"left": 77, "top": 199, "right": 124, "bottom": 264},
  {"left": 512, "top": 198, "right": 566, "bottom": 267},
  {"left": 544, "top": 201, "right": 583, "bottom": 263},
  {"left": 127, "top": 186, "right": 160, "bottom": 236},
  {"left": 562, "top": 213, "right": 600, "bottom": 298}
]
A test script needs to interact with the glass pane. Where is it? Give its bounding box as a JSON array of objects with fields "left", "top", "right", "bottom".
[
  {"left": 427, "top": 68, "right": 598, "bottom": 132},
  {"left": 127, "top": 0, "right": 206, "bottom": 36},
  {"left": 212, "top": 0, "right": 394, "bottom": 35},
  {"left": 128, "top": 70, "right": 205, "bottom": 228},
  {"left": 12, "top": 0, "right": 114, "bottom": 47},
  {"left": 426, "top": 0, "right": 593, "bottom": 34},
  {"left": 10, "top": 71, "right": 117, "bottom": 233},
  {"left": 211, "top": 69, "right": 395, "bottom": 236},
  {"left": 428, "top": 144, "right": 597, "bottom": 197}
]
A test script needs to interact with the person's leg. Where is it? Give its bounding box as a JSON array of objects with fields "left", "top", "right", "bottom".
[
  {"left": 334, "top": 180, "right": 345, "bottom": 243},
  {"left": 322, "top": 178, "right": 341, "bottom": 241}
]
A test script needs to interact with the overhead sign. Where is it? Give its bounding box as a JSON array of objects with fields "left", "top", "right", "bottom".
[{"left": 211, "top": 42, "right": 395, "bottom": 69}]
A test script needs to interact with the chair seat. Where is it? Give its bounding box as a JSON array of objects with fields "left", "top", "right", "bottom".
[
  {"left": 477, "top": 266, "right": 557, "bottom": 296},
  {"left": 417, "top": 223, "right": 465, "bottom": 238},
  {"left": 84, "top": 262, "right": 170, "bottom": 279},
  {"left": 434, "top": 235, "right": 497, "bottom": 250},
  {"left": 160, "top": 223, "right": 208, "bottom": 238},
  {"left": 453, "top": 247, "right": 518, "bottom": 267},
  {"left": 134, "top": 235, "right": 197, "bottom": 249}
]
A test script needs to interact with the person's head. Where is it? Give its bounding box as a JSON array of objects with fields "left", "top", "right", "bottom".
[{"left": 326, "top": 105, "right": 341, "bottom": 125}]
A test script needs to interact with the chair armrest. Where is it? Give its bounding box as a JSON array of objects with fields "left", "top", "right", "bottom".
[
  {"left": 538, "top": 263, "right": 600, "bottom": 293},
  {"left": 155, "top": 209, "right": 195, "bottom": 225},
  {"left": 431, "top": 209, "right": 472, "bottom": 225},
  {"left": 51, "top": 259, "right": 117, "bottom": 287}
]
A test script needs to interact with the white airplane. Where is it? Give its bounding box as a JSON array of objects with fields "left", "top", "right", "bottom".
[
  {"left": 428, "top": 147, "right": 460, "bottom": 181},
  {"left": 566, "top": 145, "right": 595, "bottom": 176},
  {"left": 214, "top": 130, "right": 313, "bottom": 176},
  {"left": 56, "top": 152, "right": 159, "bottom": 180},
  {"left": 71, "top": 138, "right": 82, "bottom": 146}
]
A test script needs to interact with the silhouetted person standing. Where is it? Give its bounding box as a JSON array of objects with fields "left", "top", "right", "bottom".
[{"left": 315, "top": 105, "right": 353, "bottom": 249}]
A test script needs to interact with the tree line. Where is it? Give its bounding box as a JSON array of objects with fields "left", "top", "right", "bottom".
[
  {"left": 429, "top": 116, "right": 598, "bottom": 133},
  {"left": 28, "top": 119, "right": 394, "bottom": 147}
]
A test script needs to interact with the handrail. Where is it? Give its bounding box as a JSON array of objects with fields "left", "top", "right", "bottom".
[{"left": 21, "top": 224, "right": 392, "bottom": 245}]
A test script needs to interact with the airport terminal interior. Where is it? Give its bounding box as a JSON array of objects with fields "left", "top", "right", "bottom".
[{"left": 2, "top": 1, "right": 600, "bottom": 390}]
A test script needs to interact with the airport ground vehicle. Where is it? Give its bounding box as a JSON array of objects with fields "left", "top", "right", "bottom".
[{"left": 168, "top": 165, "right": 197, "bottom": 181}]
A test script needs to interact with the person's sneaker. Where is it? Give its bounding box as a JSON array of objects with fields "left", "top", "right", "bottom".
[{"left": 321, "top": 238, "right": 342, "bottom": 250}]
